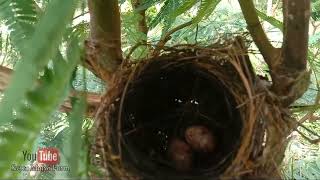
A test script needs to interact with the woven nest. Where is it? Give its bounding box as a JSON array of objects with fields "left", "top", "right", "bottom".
[{"left": 90, "top": 37, "right": 295, "bottom": 180}]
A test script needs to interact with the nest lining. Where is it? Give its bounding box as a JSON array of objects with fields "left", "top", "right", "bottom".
[{"left": 91, "top": 38, "right": 294, "bottom": 180}]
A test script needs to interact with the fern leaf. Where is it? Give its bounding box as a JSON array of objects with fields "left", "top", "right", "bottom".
[
  {"left": 192, "top": 0, "right": 221, "bottom": 24},
  {"left": 0, "top": 39, "right": 81, "bottom": 178},
  {"left": 161, "top": 0, "right": 181, "bottom": 35},
  {"left": 65, "top": 96, "right": 86, "bottom": 178},
  {"left": 169, "top": 0, "right": 197, "bottom": 19},
  {"left": 256, "top": 9, "right": 283, "bottom": 31},
  {"left": 0, "top": 0, "right": 77, "bottom": 124},
  {"left": 0, "top": 0, "right": 38, "bottom": 51},
  {"left": 149, "top": 0, "right": 171, "bottom": 29}
]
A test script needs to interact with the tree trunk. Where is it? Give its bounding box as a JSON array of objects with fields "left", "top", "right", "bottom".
[
  {"left": 85, "top": 0, "right": 123, "bottom": 82},
  {"left": 238, "top": 0, "right": 310, "bottom": 106}
]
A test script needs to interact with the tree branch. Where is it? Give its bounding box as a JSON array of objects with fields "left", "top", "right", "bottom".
[
  {"left": 239, "top": 0, "right": 311, "bottom": 106},
  {"left": 153, "top": 21, "right": 193, "bottom": 56},
  {"left": 86, "top": 0, "right": 123, "bottom": 82},
  {"left": 0, "top": 66, "right": 100, "bottom": 117},
  {"left": 271, "top": 0, "right": 311, "bottom": 106},
  {"left": 132, "top": 0, "right": 148, "bottom": 36},
  {"left": 238, "top": 0, "right": 280, "bottom": 69},
  {"left": 282, "top": 0, "right": 310, "bottom": 71}
]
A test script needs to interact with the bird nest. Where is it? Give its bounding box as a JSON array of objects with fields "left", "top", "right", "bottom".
[{"left": 90, "top": 37, "right": 295, "bottom": 179}]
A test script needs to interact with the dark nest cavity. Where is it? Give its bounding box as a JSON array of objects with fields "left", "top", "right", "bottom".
[{"left": 119, "top": 59, "right": 243, "bottom": 179}]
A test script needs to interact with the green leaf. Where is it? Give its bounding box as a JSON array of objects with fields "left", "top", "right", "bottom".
[
  {"left": 63, "top": 65, "right": 87, "bottom": 178},
  {"left": 0, "top": 39, "right": 81, "bottom": 178},
  {"left": 149, "top": 0, "right": 173, "bottom": 29},
  {"left": 0, "top": 0, "right": 77, "bottom": 125},
  {"left": 192, "top": 0, "right": 221, "bottom": 24},
  {"left": 311, "top": 0, "right": 320, "bottom": 20},
  {"left": 169, "top": 0, "right": 197, "bottom": 19},
  {"left": 256, "top": 9, "right": 283, "bottom": 32},
  {"left": 65, "top": 96, "right": 86, "bottom": 178},
  {"left": 0, "top": 0, "right": 38, "bottom": 51}
]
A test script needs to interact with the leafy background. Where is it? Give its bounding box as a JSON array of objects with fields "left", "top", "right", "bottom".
[{"left": 0, "top": 0, "right": 319, "bottom": 179}]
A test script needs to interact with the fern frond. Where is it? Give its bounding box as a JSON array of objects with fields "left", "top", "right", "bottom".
[
  {"left": 311, "top": 0, "right": 320, "bottom": 20},
  {"left": 161, "top": 0, "right": 180, "bottom": 34},
  {"left": 193, "top": 0, "right": 221, "bottom": 24},
  {"left": 256, "top": 9, "right": 283, "bottom": 31},
  {"left": 0, "top": 0, "right": 38, "bottom": 51},
  {"left": 149, "top": 0, "right": 181, "bottom": 30},
  {"left": 169, "top": 0, "right": 197, "bottom": 19},
  {"left": 149, "top": 0, "right": 171, "bottom": 29},
  {"left": 0, "top": 0, "right": 77, "bottom": 124},
  {"left": 0, "top": 39, "right": 81, "bottom": 178},
  {"left": 64, "top": 95, "right": 86, "bottom": 178}
]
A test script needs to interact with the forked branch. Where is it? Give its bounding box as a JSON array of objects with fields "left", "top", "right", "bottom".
[
  {"left": 239, "top": 0, "right": 311, "bottom": 106},
  {"left": 271, "top": 0, "right": 311, "bottom": 106}
]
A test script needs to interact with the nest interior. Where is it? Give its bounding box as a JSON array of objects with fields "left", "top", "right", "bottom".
[
  {"left": 121, "top": 59, "right": 243, "bottom": 179},
  {"left": 91, "top": 38, "right": 293, "bottom": 180}
]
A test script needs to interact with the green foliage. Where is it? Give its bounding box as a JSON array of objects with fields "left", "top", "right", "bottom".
[
  {"left": 309, "top": 32, "right": 320, "bottom": 45},
  {"left": 146, "top": 0, "right": 222, "bottom": 31},
  {"left": 0, "top": 0, "right": 77, "bottom": 124},
  {"left": 166, "top": 7, "right": 246, "bottom": 45},
  {"left": 311, "top": 0, "right": 320, "bottom": 21},
  {"left": 0, "top": 0, "right": 38, "bottom": 51},
  {"left": 0, "top": 0, "right": 79, "bottom": 178},
  {"left": 73, "top": 67, "right": 104, "bottom": 93},
  {"left": 192, "top": 0, "right": 221, "bottom": 24},
  {"left": 64, "top": 96, "right": 87, "bottom": 178},
  {"left": 0, "top": 33, "right": 19, "bottom": 65},
  {"left": 169, "top": 0, "right": 197, "bottom": 19},
  {"left": 122, "top": 10, "right": 148, "bottom": 59},
  {"left": 256, "top": 9, "right": 283, "bottom": 31},
  {"left": 149, "top": 0, "right": 179, "bottom": 31},
  {"left": 282, "top": 128, "right": 320, "bottom": 180},
  {"left": 0, "top": 40, "right": 81, "bottom": 178}
]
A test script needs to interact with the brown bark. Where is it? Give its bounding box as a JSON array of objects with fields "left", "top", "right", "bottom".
[
  {"left": 238, "top": 0, "right": 310, "bottom": 106},
  {"left": 272, "top": 0, "right": 310, "bottom": 106},
  {"left": 0, "top": 66, "right": 100, "bottom": 117},
  {"left": 86, "top": 0, "right": 123, "bottom": 82},
  {"left": 282, "top": 0, "right": 309, "bottom": 71}
]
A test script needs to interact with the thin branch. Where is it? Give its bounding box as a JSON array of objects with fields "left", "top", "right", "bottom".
[
  {"left": 130, "top": 0, "right": 150, "bottom": 59},
  {"left": 153, "top": 21, "right": 193, "bottom": 56},
  {"left": 238, "top": 0, "right": 279, "bottom": 69},
  {"left": 73, "top": 11, "right": 89, "bottom": 21},
  {"left": 311, "top": 20, "right": 320, "bottom": 35},
  {"left": 271, "top": 0, "right": 281, "bottom": 16},
  {"left": 132, "top": 0, "right": 148, "bottom": 35}
]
